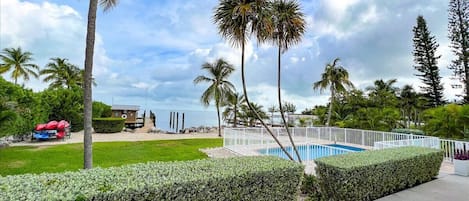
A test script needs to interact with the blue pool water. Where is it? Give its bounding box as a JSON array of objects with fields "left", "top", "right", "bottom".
[{"left": 258, "top": 144, "right": 365, "bottom": 161}]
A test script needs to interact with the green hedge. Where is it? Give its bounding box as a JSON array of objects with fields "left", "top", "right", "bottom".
[
  {"left": 0, "top": 156, "right": 304, "bottom": 201},
  {"left": 391, "top": 128, "right": 425, "bottom": 135},
  {"left": 315, "top": 147, "right": 443, "bottom": 201},
  {"left": 92, "top": 118, "right": 125, "bottom": 133}
]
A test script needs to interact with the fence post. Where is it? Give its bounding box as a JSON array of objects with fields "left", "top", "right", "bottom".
[
  {"left": 329, "top": 127, "right": 332, "bottom": 141},
  {"left": 361, "top": 130, "right": 365, "bottom": 146},
  {"left": 344, "top": 128, "right": 347, "bottom": 144}
]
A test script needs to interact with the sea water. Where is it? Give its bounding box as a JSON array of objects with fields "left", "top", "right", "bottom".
[{"left": 149, "top": 109, "right": 218, "bottom": 132}]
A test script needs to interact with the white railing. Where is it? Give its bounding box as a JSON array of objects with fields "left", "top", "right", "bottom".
[
  {"left": 223, "top": 127, "right": 464, "bottom": 163},
  {"left": 440, "top": 139, "right": 469, "bottom": 162}
]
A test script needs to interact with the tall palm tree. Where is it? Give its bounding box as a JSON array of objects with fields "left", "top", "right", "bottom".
[
  {"left": 214, "top": 0, "right": 295, "bottom": 161},
  {"left": 194, "top": 59, "right": 236, "bottom": 137},
  {"left": 40, "top": 58, "right": 82, "bottom": 89},
  {"left": 313, "top": 58, "right": 354, "bottom": 126},
  {"left": 222, "top": 92, "right": 245, "bottom": 127},
  {"left": 83, "top": 0, "right": 118, "bottom": 169},
  {"left": 269, "top": 0, "right": 305, "bottom": 163},
  {"left": 0, "top": 47, "right": 39, "bottom": 85},
  {"left": 240, "top": 102, "right": 269, "bottom": 126}
]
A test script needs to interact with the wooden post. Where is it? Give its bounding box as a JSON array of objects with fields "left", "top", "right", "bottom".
[
  {"left": 182, "top": 113, "right": 185, "bottom": 131},
  {"left": 169, "top": 112, "right": 172, "bottom": 129},
  {"left": 176, "top": 112, "right": 179, "bottom": 133}
]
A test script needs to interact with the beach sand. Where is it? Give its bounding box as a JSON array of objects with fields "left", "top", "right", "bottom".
[{"left": 11, "top": 130, "right": 221, "bottom": 147}]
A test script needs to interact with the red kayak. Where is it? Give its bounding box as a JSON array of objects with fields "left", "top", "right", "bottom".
[
  {"left": 35, "top": 124, "right": 47, "bottom": 131},
  {"left": 57, "top": 120, "right": 70, "bottom": 131},
  {"left": 45, "top": 121, "right": 59, "bottom": 130}
]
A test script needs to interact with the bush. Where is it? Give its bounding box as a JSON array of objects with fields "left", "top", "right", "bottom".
[
  {"left": 92, "top": 118, "right": 125, "bottom": 133},
  {"left": 315, "top": 147, "right": 443, "bottom": 201},
  {"left": 301, "top": 174, "right": 324, "bottom": 201},
  {"left": 92, "top": 101, "right": 112, "bottom": 118},
  {"left": 391, "top": 128, "right": 425, "bottom": 135},
  {"left": 0, "top": 156, "right": 304, "bottom": 201}
]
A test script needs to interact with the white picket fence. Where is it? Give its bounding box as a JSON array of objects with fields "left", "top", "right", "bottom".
[{"left": 223, "top": 127, "right": 466, "bottom": 163}]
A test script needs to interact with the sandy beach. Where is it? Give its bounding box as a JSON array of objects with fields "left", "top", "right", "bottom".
[{"left": 11, "top": 130, "right": 221, "bottom": 147}]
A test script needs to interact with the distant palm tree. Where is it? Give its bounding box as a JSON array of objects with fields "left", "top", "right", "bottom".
[
  {"left": 313, "top": 58, "right": 354, "bottom": 126},
  {"left": 194, "top": 59, "right": 236, "bottom": 137},
  {"left": 222, "top": 92, "right": 245, "bottom": 127},
  {"left": 366, "top": 79, "right": 399, "bottom": 107},
  {"left": 0, "top": 47, "right": 39, "bottom": 85},
  {"left": 40, "top": 58, "right": 81, "bottom": 89},
  {"left": 214, "top": 0, "right": 295, "bottom": 160},
  {"left": 270, "top": 0, "right": 306, "bottom": 162},
  {"left": 83, "top": 0, "right": 118, "bottom": 169},
  {"left": 240, "top": 102, "right": 269, "bottom": 127}
]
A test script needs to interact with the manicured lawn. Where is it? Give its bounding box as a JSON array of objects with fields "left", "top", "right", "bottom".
[{"left": 0, "top": 138, "right": 222, "bottom": 176}]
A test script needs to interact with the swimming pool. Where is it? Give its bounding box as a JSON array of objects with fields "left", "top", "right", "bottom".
[{"left": 258, "top": 143, "right": 365, "bottom": 161}]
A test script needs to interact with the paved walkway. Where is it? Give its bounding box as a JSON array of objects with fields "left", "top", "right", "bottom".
[{"left": 378, "top": 173, "right": 469, "bottom": 201}]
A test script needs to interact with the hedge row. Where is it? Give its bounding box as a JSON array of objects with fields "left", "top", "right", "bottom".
[
  {"left": 315, "top": 147, "right": 443, "bottom": 201},
  {"left": 92, "top": 118, "right": 125, "bottom": 133},
  {"left": 0, "top": 156, "right": 304, "bottom": 201}
]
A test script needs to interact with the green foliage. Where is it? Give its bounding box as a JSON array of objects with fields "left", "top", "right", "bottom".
[
  {"left": 391, "top": 128, "right": 425, "bottom": 135},
  {"left": 92, "top": 118, "right": 125, "bottom": 133},
  {"left": 315, "top": 147, "right": 443, "bottom": 201},
  {"left": 0, "top": 156, "right": 304, "bottom": 201},
  {"left": 0, "top": 77, "right": 46, "bottom": 137},
  {"left": 39, "top": 86, "right": 84, "bottom": 132},
  {"left": 423, "top": 104, "right": 469, "bottom": 139},
  {"left": 92, "top": 101, "right": 112, "bottom": 118},
  {"left": 0, "top": 47, "right": 39, "bottom": 85},
  {"left": 0, "top": 139, "right": 222, "bottom": 176}
]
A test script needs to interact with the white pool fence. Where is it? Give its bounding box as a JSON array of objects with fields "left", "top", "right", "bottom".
[{"left": 223, "top": 127, "right": 469, "bottom": 163}]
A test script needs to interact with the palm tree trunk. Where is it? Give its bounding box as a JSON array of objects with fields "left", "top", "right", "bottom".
[
  {"left": 216, "top": 100, "right": 222, "bottom": 137},
  {"left": 233, "top": 105, "right": 237, "bottom": 128},
  {"left": 240, "top": 32, "right": 294, "bottom": 161},
  {"left": 83, "top": 0, "right": 98, "bottom": 169},
  {"left": 277, "top": 44, "right": 302, "bottom": 162},
  {"left": 326, "top": 88, "right": 334, "bottom": 126}
]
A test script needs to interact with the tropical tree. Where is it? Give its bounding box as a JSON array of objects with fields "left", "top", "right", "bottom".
[
  {"left": 40, "top": 58, "right": 82, "bottom": 89},
  {"left": 269, "top": 0, "right": 306, "bottom": 161},
  {"left": 222, "top": 92, "right": 245, "bottom": 127},
  {"left": 213, "top": 0, "right": 295, "bottom": 160},
  {"left": 240, "top": 102, "right": 269, "bottom": 127},
  {"left": 313, "top": 58, "right": 354, "bottom": 126},
  {"left": 412, "top": 15, "right": 445, "bottom": 107},
  {"left": 194, "top": 58, "right": 236, "bottom": 137},
  {"left": 448, "top": 0, "right": 469, "bottom": 102},
  {"left": 0, "top": 47, "right": 39, "bottom": 85},
  {"left": 399, "top": 85, "right": 419, "bottom": 128},
  {"left": 366, "top": 79, "right": 399, "bottom": 108},
  {"left": 83, "top": 0, "right": 118, "bottom": 169}
]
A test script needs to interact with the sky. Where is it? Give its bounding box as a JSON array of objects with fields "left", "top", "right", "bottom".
[{"left": 0, "top": 0, "right": 464, "bottom": 113}]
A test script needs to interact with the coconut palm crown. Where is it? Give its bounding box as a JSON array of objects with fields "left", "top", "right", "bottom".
[{"left": 0, "top": 47, "right": 39, "bottom": 85}]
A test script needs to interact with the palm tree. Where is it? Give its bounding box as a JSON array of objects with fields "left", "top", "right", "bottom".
[
  {"left": 222, "top": 92, "right": 245, "bottom": 127},
  {"left": 83, "top": 0, "right": 118, "bottom": 169},
  {"left": 0, "top": 47, "right": 39, "bottom": 85},
  {"left": 214, "top": 0, "right": 295, "bottom": 161},
  {"left": 313, "top": 58, "right": 354, "bottom": 126},
  {"left": 399, "top": 85, "right": 418, "bottom": 128},
  {"left": 366, "top": 79, "right": 399, "bottom": 107},
  {"left": 40, "top": 58, "right": 82, "bottom": 89},
  {"left": 194, "top": 59, "right": 236, "bottom": 137},
  {"left": 240, "top": 102, "right": 269, "bottom": 126}
]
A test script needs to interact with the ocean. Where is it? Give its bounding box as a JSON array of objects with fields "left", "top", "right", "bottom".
[{"left": 149, "top": 109, "right": 219, "bottom": 132}]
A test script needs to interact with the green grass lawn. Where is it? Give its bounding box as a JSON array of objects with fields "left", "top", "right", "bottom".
[{"left": 0, "top": 138, "right": 222, "bottom": 176}]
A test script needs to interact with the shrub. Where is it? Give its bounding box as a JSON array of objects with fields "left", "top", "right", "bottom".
[
  {"left": 92, "top": 101, "right": 112, "bottom": 118},
  {"left": 391, "top": 128, "right": 425, "bottom": 135},
  {"left": 315, "top": 147, "right": 443, "bottom": 201},
  {"left": 301, "top": 174, "right": 324, "bottom": 201},
  {"left": 0, "top": 156, "right": 304, "bottom": 201},
  {"left": 92, "top": 118, "right": 125, "bottom": 133}
]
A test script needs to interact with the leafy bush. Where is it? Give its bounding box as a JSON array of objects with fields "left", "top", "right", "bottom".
[
  {"left": 301, "top": 174, "right": 324, "bottom": 201},
  {"left": 92, "top": 118, "right": 125, "bottom": 133},
  {"left": 391, "top": 128, "right": 425, "bottom": 135},
  {"left": 92, "top": 101, "right": 112, "bottom": 118},
  {"left": 315, "top": 147, "right": 443, "bottom": 201},
  {"left": 0, "top": 156, "right": 304, "bottom": 201},
  {"left": 422, "top": 104, "right": 469, "bottom": 139}
]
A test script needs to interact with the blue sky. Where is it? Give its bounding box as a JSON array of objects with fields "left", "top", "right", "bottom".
[{"left": 0, "top": 0, "right": 463, "bottom": 112}]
